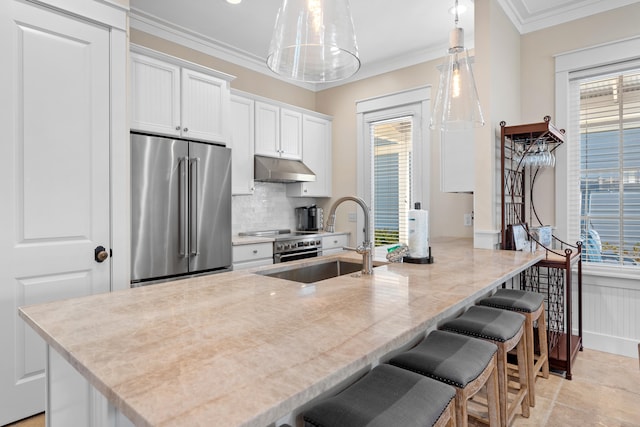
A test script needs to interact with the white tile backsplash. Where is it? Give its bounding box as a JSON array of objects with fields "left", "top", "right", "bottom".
[{"left": 232, "top": 182, "right": 316, "bottom": 234}]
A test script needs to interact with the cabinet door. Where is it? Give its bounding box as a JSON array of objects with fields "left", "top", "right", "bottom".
[
  {"left": 181, "top": 68, "right": 229, "bottom": 143},
  {"left": 130, "top": 53, "right": 181, "bottom": 136},
  {"left": 440, "top": 129, "right": 474, "bottom": 192},
  {"left": 322, "top": 234, "right": 349, "bottom": 254},
  {"left": 230, "top": 95, "right": 255, "bottom": 195},
  {"left": 280, "top": 108, "right": 303, "bottom": 160},
  {"left": 232, "top": 243, "right": 273, "bottom": 270},
  {"left": 254, "top": 101, "right": 280, "bottom": 157},
  {"left": 288, "top": 115, "right": 332, "bottom": 197}
]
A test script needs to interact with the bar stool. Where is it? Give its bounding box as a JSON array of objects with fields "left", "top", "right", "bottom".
[
  {"left": 440, "top": 306, "right": 530, "bottom": 427},
  {"left": 302, "top": 364, "right": 456, "bottom": 427},
  {"left": 389, "top": 330, "right": 500, "bottom": 427},
  {"left": 478, "top": 288, "right": 549, "bottom": 407}
]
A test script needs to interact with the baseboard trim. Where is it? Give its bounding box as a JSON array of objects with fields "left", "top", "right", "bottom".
[{"left": 582, "top": 330, "right": 640, "bottom": 359}]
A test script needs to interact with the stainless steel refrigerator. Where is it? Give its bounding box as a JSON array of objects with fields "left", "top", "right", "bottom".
[{"left": 131, "top": 132, "right": 232, "bottom": 285}]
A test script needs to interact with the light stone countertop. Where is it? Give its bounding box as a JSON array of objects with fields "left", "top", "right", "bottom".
[{"left": 19, "top": 237, "right": 543, "bottom": 427}]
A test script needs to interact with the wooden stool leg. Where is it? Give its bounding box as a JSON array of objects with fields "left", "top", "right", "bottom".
[
  {"left": 496, "top": 347, "right": 508, "bottom": 427},
  {"left": 454, "top": 389, "right": 468, "bottom": 427},
  {"left": 516, "top": 336, "right": 531, "bottom": 418},
  {"left": 449, "top": 399, "right": 457, "bottom": 427},
  {"left": 486, "top": 361, "right": 500, "bottom": 427},
  {"left": 434, "top": 399, "right": 457, "bottom": 427},
  {"left": 537, "top": 306, "right": 550, "bottom": 379},
  {"left": 524, "top": 314, "right": 536, "bottom": 407},
  {"left": 498, "top": 326, "right": 530, "bottom": 426}
]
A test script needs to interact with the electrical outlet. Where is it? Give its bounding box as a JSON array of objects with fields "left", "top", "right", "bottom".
[
  {"left": 464, "top": 213, "right": 473, "bottom": 226},
  {"left": 348, "top": 212, "right": 357, "bottom": 222}
]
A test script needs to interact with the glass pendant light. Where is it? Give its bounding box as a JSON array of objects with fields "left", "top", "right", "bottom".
[
  {"left": 430, "top": 0, "right": 484, "bottom": 131},
  {"left": 267, "top": 0, "right": 360, "bottom": 83}
]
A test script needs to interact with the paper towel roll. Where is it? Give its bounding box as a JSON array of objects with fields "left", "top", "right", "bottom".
[{"left": 408, "top": 206, "right": 429, "bottom": 258}]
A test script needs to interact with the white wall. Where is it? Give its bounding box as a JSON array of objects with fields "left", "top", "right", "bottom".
[{"left": 473, "top": 0, "right": 522, "bottom": 249}]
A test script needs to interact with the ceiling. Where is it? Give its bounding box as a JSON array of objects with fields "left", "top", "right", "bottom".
[{"left": 129, "top": 0, "right": 638, "bottom": 90}]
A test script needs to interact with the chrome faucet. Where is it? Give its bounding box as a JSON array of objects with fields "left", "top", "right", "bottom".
[{"left": 324, "top": 196, "right": 373, "bottom": 275}]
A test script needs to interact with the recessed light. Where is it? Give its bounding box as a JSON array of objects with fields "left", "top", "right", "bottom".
[{"left": 226, "top": 0, "right": 242, "bottom": 4}]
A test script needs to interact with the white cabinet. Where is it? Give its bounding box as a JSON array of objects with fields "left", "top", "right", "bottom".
[
  {"left": 322, "top": 234, "right": 349, "bottom": 255},
  {"left": 280, "top": 108, "right": 303, "bottom": 159},
  {"left": 287, "top": 114, "right": 332, "bottom": 197},
  {"left": 255, "top": 101, "right": 302, "bottom": 160},
  {"left": 230, "top": 94, "right": 255, "bottom": 195},
  {"left": 232, "top": 243, "right": 273, "bottom": 270},
  {"left": 180, "top": 67, "right": 229, "bottom": 142},
  {"left": 440, "top": 129, "right": 474, "bottom": 192},
  {"left": 131, "top": 52, "right": 231, "bottom": 143},
  {"left": 130, "top": 54, "right": 180, "bottom": 137}
]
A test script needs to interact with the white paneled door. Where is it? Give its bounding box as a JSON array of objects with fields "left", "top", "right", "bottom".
[{"left": 0, "top": 1, "right": 112, "bottom": 424}]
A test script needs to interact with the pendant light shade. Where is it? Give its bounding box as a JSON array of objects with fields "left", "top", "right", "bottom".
[
  {"left": 267, "top": 0, "right": 360, "bottom": 83},
  {"left": 430, "top": 3, "right": 485, "bottom": 131}
]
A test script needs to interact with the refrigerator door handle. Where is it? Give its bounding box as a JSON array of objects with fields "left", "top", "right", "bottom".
[
  {"left": 179, "top": 157, "right": 189, "bottom": 258},
  {"left": 190, "top": 157, "right": 200, "bottom": 256}
]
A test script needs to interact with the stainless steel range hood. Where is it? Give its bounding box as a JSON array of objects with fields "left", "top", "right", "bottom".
[{"left": 254, "top": 155, "right": 316, "bottom": 183}]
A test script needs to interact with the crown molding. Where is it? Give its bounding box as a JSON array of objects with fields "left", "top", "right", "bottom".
[
  {"left": 129, "top": 9, "right": 454, "bottom": 92},
  {"left": 497, "top": 0, "right": 640, "bottom": 34},
  {"left": 129, "top": 10, "right": 317, "bottom": 91}
]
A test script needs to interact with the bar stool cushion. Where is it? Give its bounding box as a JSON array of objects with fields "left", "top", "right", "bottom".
[
  {"left": 389, "top": 330, "right": 498, "bottom": 388},
  {"left": 440, "top": 305, "right": 525, "bottom": 342},
  {"left": 478, "top": 289, "right": 544, "bottom": 313},
  {"left": 302, "top": 364, "right": 455, "bottom": 427}
]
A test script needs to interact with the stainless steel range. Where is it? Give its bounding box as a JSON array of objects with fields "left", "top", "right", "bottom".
[{"left": 238, "top": 229, "right": 323, "bottom": 263}]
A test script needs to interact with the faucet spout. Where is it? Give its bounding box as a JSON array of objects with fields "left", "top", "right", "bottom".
[{"left": 324, "top": 196, "right": 373, "bottom": 275}]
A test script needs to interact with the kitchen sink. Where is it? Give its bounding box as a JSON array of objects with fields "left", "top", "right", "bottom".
[{"left": 257, "top": 260, "right": 366, "bottom": 284}]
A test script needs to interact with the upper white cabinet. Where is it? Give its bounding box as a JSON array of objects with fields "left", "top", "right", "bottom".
[
  {"left": 255, "top": 101, "right": 302, "bottom": 160},
  {"left": 287, "top": 114, "right": 332, "bottom": 197},
  {"left": 130, "top": 51, "right": 231, "bottom": 144},
  {"left": 440, "top": 129, "right": 475, "bottom": 193},
  {"left": 230, "top": 94, "right": 255, "bottom": 195}
]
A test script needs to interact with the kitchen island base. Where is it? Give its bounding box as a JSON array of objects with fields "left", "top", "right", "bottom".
[{"left": 46, "top": 347, "right": 134, "bottom": 427}]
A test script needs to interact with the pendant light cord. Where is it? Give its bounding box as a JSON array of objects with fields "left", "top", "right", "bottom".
[{"left": 454, "top": 0, "right": 459, "bottom": 28}]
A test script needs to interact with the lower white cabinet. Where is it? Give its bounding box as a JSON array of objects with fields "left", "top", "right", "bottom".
[
  {"left": 322, "top": 234, "right": 349, "bottom": 256},
  {"left": 232, "top": 243, "right": 273, "bottom": 270}
]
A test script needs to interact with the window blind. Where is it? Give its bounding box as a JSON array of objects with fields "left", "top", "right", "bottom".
[
  {"left": 568, "top": 68, "right": 640, "bottom": 266},
  {"left": 371, "top": 116, "right": 413, "bottom": 246}
]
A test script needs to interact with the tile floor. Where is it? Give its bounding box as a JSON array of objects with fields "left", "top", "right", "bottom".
[{"left": 6, "top": 348, "right": 640, "bottom": 427}]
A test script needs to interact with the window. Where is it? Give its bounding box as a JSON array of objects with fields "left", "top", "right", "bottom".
[
  {"left": 356, "top": 87, "right": 430, "bottom": 248},
  {"left": 371, "top": 117, "right": 413, "bottom": 245},
  {"left": 569, "top": 68, "right": 640, "bottom": 267}
]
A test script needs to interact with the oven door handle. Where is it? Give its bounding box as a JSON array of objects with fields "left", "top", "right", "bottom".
[{"left": 275, "top": 249, "right": 321, "bottom": 262}]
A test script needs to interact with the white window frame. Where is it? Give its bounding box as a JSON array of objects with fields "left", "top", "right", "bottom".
[
  {"left": 356, "top": 87, "right": 431, "bottom": 244},
  {"left": 555, "top": 36, "right": 640, "bottom": 279}
]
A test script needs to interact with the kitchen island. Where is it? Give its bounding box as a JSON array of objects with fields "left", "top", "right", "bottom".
[{"left": 19, "top": 238, "right": 542, "bottom": 427}]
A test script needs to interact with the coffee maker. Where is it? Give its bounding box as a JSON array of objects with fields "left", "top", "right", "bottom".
[{"left": 295, "top": 205, "right": 323, "bottom": 231}]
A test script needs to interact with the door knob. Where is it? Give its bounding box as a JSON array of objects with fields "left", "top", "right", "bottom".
[{"left": 94, "top": 245, "right": 109, "bottom": 263}]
